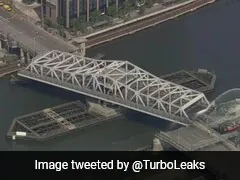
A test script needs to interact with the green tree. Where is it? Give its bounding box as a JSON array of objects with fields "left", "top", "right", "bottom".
[
  {"left": 57, "top": 17, "right": 65, "bottom": 26},
  {"left": 69, "top": 18, "right": 76, "bottom": 29},
  {"left": 108, "top": 5, "right": 117, "bottom": 17},
  {"left": 44, "top": 19, "right": 52, "bottom": 27},
  {"left": 75, "top": 20, "right": 81, "bottom": 31},
  {"left": 90, "top": 10, "right": 101, "bottom": 22}
]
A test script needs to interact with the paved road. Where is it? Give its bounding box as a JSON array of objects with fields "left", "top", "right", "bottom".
[
  {"left": 0, "top": 9, "right": 77, "bottom": 55},
  {"left": 86, "top": 0, "right": 212, "bottom": 48}
]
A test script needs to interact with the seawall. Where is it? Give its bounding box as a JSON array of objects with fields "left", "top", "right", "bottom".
[{"left": 85, "top": 0, "right": 215, "bottom": 48}]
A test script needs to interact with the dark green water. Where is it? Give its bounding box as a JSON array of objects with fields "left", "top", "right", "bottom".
[{"left": 1, "top": 0, "right": 240, "bottom": 150}]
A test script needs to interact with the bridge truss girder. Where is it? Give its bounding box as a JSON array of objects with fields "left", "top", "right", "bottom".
[{"left": 19, "top": 50, "right": 210, "bottom": 126}]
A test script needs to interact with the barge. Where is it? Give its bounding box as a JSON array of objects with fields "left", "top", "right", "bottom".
[
  {"left": 7, "top": 100, "right": 123, "bottom": 141},
  {"left": 161, "top": 69, "right": 216, "bottom": 94}
]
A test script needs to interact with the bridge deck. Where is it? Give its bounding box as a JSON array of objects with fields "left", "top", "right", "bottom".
[
  {"left": 18, "top": 50, "right": 210, "bottom": 126},
  {"left": 156, "top": 121, "right": 239, "bottom": 151}
]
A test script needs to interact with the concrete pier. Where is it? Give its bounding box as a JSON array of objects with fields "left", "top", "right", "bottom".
[
  {"left": 71, "top": 37, "right": 86, "bottom": 56},
  {"left": 20, "top": 49, "right": 25, "bottom": 63},
  {"left": 152, "top": 138, "right": 163, "bottom": 151}
]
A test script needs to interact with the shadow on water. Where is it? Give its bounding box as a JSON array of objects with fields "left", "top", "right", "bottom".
[
  {"left": 18, "top": 80, "right": 87, "bottom": 103},
  {"left": 124, "top": 110, "right": 182, "bottom": 131}
]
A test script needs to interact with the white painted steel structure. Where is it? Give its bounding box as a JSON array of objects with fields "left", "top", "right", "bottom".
[{"left": 18, "top": 50, "right": 210, "bottom": 126}]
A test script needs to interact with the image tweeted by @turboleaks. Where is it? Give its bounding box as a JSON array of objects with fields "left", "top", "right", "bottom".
[{"left": 34, "top": 159, "right": 206, "bottom": 172}]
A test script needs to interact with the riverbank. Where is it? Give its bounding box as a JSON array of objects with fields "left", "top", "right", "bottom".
[
  {"left": 0, "top": 63, "right": 24, "bottom": 78},
  {"left": 85, "top": 0, "right": 215, "bottom": 48}
]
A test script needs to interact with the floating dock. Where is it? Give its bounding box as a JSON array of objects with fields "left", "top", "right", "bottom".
[
  {"left": 161, "top": 69, "right": 216, "bottom": 94},
  {"left": 7, "top": 100, "right": 122, "bottom": 141}
]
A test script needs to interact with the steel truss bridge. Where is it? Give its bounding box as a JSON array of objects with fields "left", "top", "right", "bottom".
[{"left": 18, "top": 50, "right": 210, "bottom": 126}]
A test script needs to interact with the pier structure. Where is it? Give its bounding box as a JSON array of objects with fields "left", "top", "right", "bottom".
[
  {"left": 161, "top": 69, "right": 216, "bottom": 94},
  {"left": 18, "top": 50, "right": 210, "bottom": 126},
  {"left": 8, "top": 100, "right": 121, "bottom": 141}
]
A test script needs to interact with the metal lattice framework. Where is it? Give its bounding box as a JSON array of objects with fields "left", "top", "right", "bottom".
[{"left": 19, "top": 50, "right": 210, "bottom": 126}]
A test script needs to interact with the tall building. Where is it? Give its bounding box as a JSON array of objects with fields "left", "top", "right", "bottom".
[{"left": 42, "top": 0, "right": 124, "bottom": 28}]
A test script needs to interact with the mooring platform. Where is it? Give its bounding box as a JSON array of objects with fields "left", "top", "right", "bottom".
[
  {"left": 161, "top": 69, "right": 216, "bottom": 94},
  {"left": 7, "top": 100, "right": 122, "bottom": 141}
]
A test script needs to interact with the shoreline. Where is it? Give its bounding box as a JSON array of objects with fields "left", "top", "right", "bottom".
[
  {"left": 85, "top": 0, "right": 215, "bottom": 48},
  {"left": 0, "top": 64, "right": 24, "bottom": 78}
]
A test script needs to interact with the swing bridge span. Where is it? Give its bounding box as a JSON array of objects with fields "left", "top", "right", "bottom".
[
  {"left": 17, "top": 50, "right": 240, "bottom": 155},
  {"left": 18, "top": 50, "right": 210, "bottom": 126}
]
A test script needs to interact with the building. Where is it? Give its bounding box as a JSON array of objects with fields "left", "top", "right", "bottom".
[{"left": 41, "top": 0, "right": 125, "bottom": 29}]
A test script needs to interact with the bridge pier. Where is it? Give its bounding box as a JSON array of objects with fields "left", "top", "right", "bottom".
[
  {"left": 72, "top": 38, "right": 86, "bottom": 56},
  {"left": 2, "top": 37, "right": 8, "bottom": 50},
  {"left": 20, "top": 49, "right": 25, "bottom": 64},
  {"left": 26, "top": 52, "right": 31, "bottom": 64},
  {"left": 152, "top": 138, "right": 163, "bottom": 151}
]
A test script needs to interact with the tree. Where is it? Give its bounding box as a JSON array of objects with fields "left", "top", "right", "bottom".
[
  {"left": 69, "top": 18, "right": 76, "bottom": 29},
  {"left": 44, "top": 19, "right": 52, "bottom": 27},
  {"left": 57, "top": 17, "right": 65, "bottom": 26},
  {"left": 75, "top": 20, "right": 81, "bottom": 31},
  {"left": 90, "top": 10, "right": 101, "bottom": 22},
  {"left": 108, "top": 5, "right": 117, "bottom": 17}
]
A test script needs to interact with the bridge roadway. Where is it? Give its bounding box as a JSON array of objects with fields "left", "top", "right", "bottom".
[
  {"left": 156, "top": 121, "right": 240, "bottom": 180},
  {"left": 0, "top": 9, "right": 77, "bottom": 55},
  {"left": 18, "top": 50, "right": 210, "bottom": 126}
]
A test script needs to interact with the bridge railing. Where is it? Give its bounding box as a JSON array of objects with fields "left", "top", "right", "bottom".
[
  {"left": 155, "top": 132, "right": 192, "bottom": 151},
  {"left": 156, "top": 129, "right": 238, "bottom": 151},
  {"left": 19, "top": 70, "right": 190, "bottom": 125}
]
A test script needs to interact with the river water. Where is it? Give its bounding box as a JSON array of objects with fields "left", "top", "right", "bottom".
[{"left": 1, "top": 0, "right": 240, "bottom": 150}]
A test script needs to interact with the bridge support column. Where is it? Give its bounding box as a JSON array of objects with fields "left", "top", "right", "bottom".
[
  {"left": 72, "top": 38, "right": 86, "bottom": 56},
  {"left": 26, "top": 53, "right": 31, "bottom": 63},
  {"left": 152, "top": 138, "right": 163, "bottom": 151},
  {"left": 78, "top": 40, "right": 86, "bottom": 56},
  {"left": 20, "top": 49, "right": 25, "bottom": 64},
  {"left": 0, "top": 40, "right": 2, "bottom": 50}
]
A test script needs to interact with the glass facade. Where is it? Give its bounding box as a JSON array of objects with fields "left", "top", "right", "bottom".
[
  {"left": 57, "top": 0, "right": 126, "bottom": 27},
  {"left": 89, "top": 0, "right": 97, "bottom": 10},
  {"left": 79, "top": 0, "right": 86, "bottom": 13},
  {"left": 99, "top": 0, "right": 106, "bottom": 10},
  {"left": 69, "top": 0, "right": 78, "bottom": 18}
]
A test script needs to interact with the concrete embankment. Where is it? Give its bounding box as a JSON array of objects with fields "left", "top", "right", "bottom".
[
  {"left": 85, "top": 0, "right": 215, "bottom": 48},
  {"left": 0, "top": 64, "right": 24, "bottom": 78}
]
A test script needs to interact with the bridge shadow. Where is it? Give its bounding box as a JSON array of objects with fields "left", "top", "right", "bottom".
[
  {"left": 17, "top": 79, "right": 87, "bottom": 103},
  {"left": 123, "top": 109, "right": 182, "bottom": 131}
]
